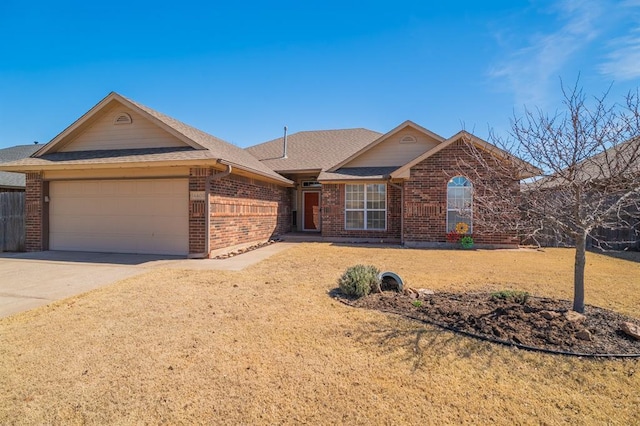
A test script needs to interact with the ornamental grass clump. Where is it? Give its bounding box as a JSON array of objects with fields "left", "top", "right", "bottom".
[
  {"left": 338, "top": 264, "right": 382, "bottom": 298},
  {"left": 491, "top": 290, "right": 530, "bottom": 305}
]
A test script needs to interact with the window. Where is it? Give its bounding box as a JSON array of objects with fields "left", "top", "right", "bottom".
[
  {"left": 345, "top": 184, "right": 386, "bottom": 230},
  {"left": 447, "top": 176, "right": 472, "bottom": 233}
]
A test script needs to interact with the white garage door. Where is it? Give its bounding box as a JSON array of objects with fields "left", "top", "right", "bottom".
[{"left": 49, "top": 179, "right": 189, "bottom": 255}]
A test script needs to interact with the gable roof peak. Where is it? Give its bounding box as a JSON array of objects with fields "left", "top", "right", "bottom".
[
  {"left": 23, "top": 92, "right": 292, "bottom": 185},
  {"left": 327, "top": 120, "right": 446, "bottom": 171}
]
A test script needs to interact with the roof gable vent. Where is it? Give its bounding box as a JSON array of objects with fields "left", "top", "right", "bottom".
[
  {"left": 399, "top": 135, "right": 417, "bottom": 144},
  {"left": 113, "top": 112, "right": 133, "bottom": 125}
]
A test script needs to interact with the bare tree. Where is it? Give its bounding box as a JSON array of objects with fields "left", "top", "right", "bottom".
[{"left": 459, "top": 81, "right": 640, "bottom": 313}]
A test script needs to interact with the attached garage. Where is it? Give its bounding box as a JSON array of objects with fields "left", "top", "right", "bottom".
[
  {"left": 0, "top": 92, "right": 294, "bottom": 257},
  {"left": 49, "top": 178, "right": 189, "bottom": 255}
]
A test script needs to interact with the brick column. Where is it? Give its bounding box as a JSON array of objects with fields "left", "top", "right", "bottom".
[
  {"left": 25, "top": 172, "right": 44, "bottom": 251},
  {"left": 188, "top": 168, "right": 210, "bottom": 256}
]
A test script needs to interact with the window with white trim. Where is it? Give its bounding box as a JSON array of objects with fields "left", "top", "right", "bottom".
[
  {"left": 446, "top": 176, "right": 472, "bottom": 233},
  {"left": 345, "top": 184, "right": 386, "bottom": 230}
]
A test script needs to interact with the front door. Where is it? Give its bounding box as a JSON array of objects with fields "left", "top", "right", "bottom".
[{"left": 303, "top": 192, "right": 320, "bottom": 231}]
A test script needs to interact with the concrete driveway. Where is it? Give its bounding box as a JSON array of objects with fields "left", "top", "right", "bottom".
[{"left": 0, "top": 243, "right": 294, "bottom": 319}]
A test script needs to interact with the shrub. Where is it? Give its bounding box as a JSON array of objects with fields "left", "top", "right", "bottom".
[
  {"left": 491, "top": 290, "right": 530, "bottom": 305},
  {"left": 338, "top": 264, "right": 381, "bottom": 298}
]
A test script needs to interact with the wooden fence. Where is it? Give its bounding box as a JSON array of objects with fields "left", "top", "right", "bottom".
[
  {"left": 0, "top": 192, "right": 25, "bottom": 252},
  {"left": 533, "top": 224, "right": 639, "bottom": 251},
  {"left": 589, "top": 225, "right": 640, "bottom": 251}
]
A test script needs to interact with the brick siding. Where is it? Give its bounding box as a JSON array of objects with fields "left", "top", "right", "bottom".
[
  {"left": 404, "top": 141, "right": 519, "bottom": 245},
  {"left": 321, "top": 183, "right": 401, "bottom": 240},
  {"left": 320, "top": 142, "right": 519, "bottom": 246},
  {"left": 189, "top": 168, "right": 291, "bottom": 256},
  {"left": 24, "top": 172, "right": 43, "bottom": 251},
  {"left": 189, "top": 168, "right": 208, "bottom": 254}
]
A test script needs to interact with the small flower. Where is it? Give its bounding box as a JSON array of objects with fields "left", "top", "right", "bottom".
[
  {"left": 455, "top": 222, "right": 469, "bottom": 235},
  {"left": 446, "top": 231, "right": 461, "bottom": 243}
]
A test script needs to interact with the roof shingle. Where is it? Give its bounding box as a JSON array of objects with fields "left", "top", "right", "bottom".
[
  {"left": 0, "top": 93, "right": 291, "bottom": 185},
  {"left": 0, "top": 144, "right": 41, "bottom": 188},
  {"left": 246, "top": 129, "right": 382, "bottom": 172}
]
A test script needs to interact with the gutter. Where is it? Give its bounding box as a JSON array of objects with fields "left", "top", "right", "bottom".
[{"left": 216, "top": 159, "right": 294, "bottom": 186}]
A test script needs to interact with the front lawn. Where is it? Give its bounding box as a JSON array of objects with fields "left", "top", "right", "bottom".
[{"left": 1, "top": 244, "right": 639, "bottom": 424}]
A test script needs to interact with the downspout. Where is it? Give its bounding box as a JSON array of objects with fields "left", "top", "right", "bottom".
[
  {"left": 388, "top": 180, "right": 404, "bottom": 245},
  {"left": 205, "top": 161, "right": 232, "bottom": 257}
]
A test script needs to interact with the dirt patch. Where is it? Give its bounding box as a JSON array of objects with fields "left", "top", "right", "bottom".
[{"left": 343, "top": 291, "right": 640, "bottom": 356}]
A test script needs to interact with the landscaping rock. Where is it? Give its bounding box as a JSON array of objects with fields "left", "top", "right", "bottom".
[
  {"left": 403, "top": 287, "right": 418, "bottom": 298},
  {"left": 620, "top": 322, "right": 640, "bottom": 340},
  {"left": 417, "top": 289, "right": 435, "bottom": 297},
  {"left": 212, "top": 240, "right": 276, "bottom": 260},
  {"left": 576, "top": 329, "right": 592, "bottom": 341},
  {"left": 565, "top": 311, "right": 586, "bottom": 323},
  {"left": 541, "top": 310, "right": 561, "bottom": 320}
]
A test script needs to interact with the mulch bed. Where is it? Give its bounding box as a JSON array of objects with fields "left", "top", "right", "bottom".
[{"left": 340, "top": 290, "right": 640, "bottom": 356}]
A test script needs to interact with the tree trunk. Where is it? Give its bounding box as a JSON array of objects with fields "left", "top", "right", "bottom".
[{"left": 573, "top": 233, "right": 587, "bottom": 313}]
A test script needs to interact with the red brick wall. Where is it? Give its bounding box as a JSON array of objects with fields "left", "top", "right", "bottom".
[
  {"left": 24, "top": 172, "right": 43, "bottom": 251},
  {"left": 321, "top": 183, "right": 401, "bottom": 240},
  {"left": 318, "top": 143, "right": 519, "bottom": 246},
  {"left": 189, "top": 168, "right": 208, "bottom": 254},
  {"left": 189, "top": 168, "right": 291, "bottom": 255},
  {"left": 404, "top": 141, "right": 519, "bottom": 245},
  {"left": 23, "top": 169, "right": 290, "bottom": 256},
  {"left": 209, "top": 174, "right": 291, "bottom": 250}
]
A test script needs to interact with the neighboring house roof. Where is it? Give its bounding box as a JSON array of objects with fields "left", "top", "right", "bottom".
[
  {"left": 1, "top": 92, "right": 292, "bottom": 186},
  {"left": 0, "top": 144, "right": 41, "bottom": 189},
  {"left": 575, "top": 137, "right": 640, "bottom": 181},
  {"left": 246, "top": 128, "right": 382, "bottom": 173},
  {"left": 530, "top": 137, "right": 640, "bottom": 189}
]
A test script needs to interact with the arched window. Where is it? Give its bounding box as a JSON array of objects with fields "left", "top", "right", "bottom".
[{"left": 447, "top": 176, "right": 472, "bottom": 233}]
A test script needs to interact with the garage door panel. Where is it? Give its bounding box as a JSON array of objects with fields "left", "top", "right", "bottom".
[{"left": 50, "top": 179, "right": 189, "bottom": 255}]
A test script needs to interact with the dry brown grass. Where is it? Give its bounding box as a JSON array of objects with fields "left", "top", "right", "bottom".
[{"left": 1, "top": 244, "right": 639, "bottom": 424}]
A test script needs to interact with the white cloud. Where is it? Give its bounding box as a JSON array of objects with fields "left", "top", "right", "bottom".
[
  {"left": 599, "top": 24, "right": 640, "bottom": 81},
  {"left": 489, "top": 0, "right": 604, "bottom": 108}
]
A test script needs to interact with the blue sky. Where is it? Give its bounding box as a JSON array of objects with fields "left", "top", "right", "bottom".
[{"left": 1, "top": 0, "right": 639, "bottom": 149}]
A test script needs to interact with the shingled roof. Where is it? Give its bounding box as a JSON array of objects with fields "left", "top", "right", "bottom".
[
  {"left": 2, "top": 93, "right": 292, "bottom": 186},
  {"left": 529, "top": 137, "right": 640, "bottom": 189},
  {"left": 118, "top": 94, "right": 291, "bottom": 182},
  {"left": 317, "top": 167, "right": 399, "bottom": 181},
  {"left": 0, "top": 144, "right": 41, "bottom": 189},
  {"left": 246, "top": 128, "right": 382, "bottom": 173}
]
